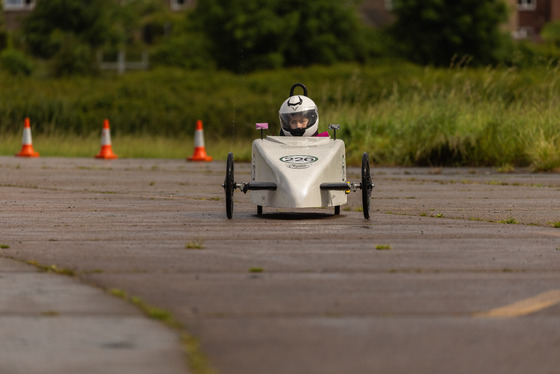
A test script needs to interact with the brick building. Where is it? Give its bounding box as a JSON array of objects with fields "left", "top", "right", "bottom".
[
  {"left": 1, "top": 0, "right": 195, "bottom": 29},
  {"left": 357, "top": 0, "right": 560, "bottom": 41},
  {"left": 509, "top": 0, "right": 560, "bottom": 40}
]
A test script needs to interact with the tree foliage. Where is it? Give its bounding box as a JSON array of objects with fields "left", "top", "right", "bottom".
[
  {"left": 0, "top": 48, "right": 34, "bottom": 76},
  {"left": 189, "top": 0, "right": 371, "bottom": 72},
  {"left": 20, "top": 0, "right": 164, "bottom": 75},
  {"left": 22, "top": 0, "right": 124, "bottom": 59},
  {"left": 541, "top": 21, "right": 560, "bottom": 48},
  {"left": 389, "top": 0, "right": 510, "bottom": 66},
  {"left": 0, "top": 1, "right": 6, "bottom": 51}
]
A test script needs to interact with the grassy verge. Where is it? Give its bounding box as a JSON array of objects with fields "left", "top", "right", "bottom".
[
  {"left": 1, "top": 133, "right": 252, "bottom": 161},
  {"left": 1, "top": 62, "right": 560, "bottom": 169}
]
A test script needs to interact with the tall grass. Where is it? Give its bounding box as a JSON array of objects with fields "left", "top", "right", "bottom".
[
  {"left": 1, "top": 61, "right": 560, "bottom": 169},
  {"left": 320, "top": 63, "right": 560, "bottom": 169}
]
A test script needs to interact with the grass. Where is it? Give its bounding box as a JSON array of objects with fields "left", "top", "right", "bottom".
[
  {"left": 109, "top": 288, "right": 128, "bottom": 299},
  {"left": 1, "top": 132, "right": 251, "bottom": 160},
  {"left": 185, "top": 238, "right": 206, "bottom": 249},
  {"left": 107, "top": 288, "right": 177, "bottom": 328},
  {"left": 497, "top": 163, "right": 515, "bottom": 173},
  {"left": 375, "top": 244, "right": 392, "bottom": 250},
  {"left": 130, "top": 296, "right": 176, "bottom": 324},
  {"left": 25, "top": 261, "right": 76, "bottom": 276},
  {"left": 108, "top": 288, "right": 216, "bottom": 373},
  {"left": 2, "top": 62, "right": 560, "bottom": 167}
]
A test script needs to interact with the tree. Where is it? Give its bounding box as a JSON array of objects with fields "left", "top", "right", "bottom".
[
  {"left": 541, "top": 21, "right": 560, "bottom": 49},
  {"left": 21, "top": 0, "right": 160, "bottom": 75},
  {"left": 389, "top": 0, "right": 510, "bottom": 66},
  {"left": 22, "top": 0, "right": 123, "bottom": 59},
  {"left": 190, "top": 0, "right": 370, "bottom": 72},
  {"left": 0, "top": 1, "right": 6, "bottom": 51}
]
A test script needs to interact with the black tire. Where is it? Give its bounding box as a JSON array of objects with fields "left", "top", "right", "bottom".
[
  {"left": 225, "top": 152, "right": 235, "bottom": 219},
  {"left": 257, "top": 205, "right": 263, "bottom": 215},
  {"left": 334, "top": 206, "right": 340, "bottom": 215},
  {"left": 361, "top": 152, "right": 373, "bottom": 220}
]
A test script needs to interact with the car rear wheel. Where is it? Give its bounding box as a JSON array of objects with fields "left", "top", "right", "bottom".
[{"left": 224, "top": 152, "right": 235, "bottom": 219}]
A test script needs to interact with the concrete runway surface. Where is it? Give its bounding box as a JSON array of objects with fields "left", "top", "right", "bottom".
[{"left": 1, "top": 156, "right": 560, "bottom": 374}]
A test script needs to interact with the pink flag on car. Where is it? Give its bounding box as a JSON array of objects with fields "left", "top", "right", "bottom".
[{"left": 256, "top": 123, "right": 269, "bottom": 129}]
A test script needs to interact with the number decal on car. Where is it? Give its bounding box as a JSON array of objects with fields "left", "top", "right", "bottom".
[{"left": 279, "top": 155, "right": 318, "bottom": 164}]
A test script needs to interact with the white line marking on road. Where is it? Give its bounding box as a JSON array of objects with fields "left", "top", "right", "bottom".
[{"left": 473, "top": 289, "right": 560, "bottom": 318}]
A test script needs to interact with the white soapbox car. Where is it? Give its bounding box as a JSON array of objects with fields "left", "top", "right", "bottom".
[{"left": 223, "top": 84, "right": 374, "bottom": 219}]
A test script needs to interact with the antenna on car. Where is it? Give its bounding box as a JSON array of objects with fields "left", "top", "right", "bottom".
[
  {"left": 290, "top": 83, "right": 308, "bottom": 97},
  {"left": 329, "top": 124, "right": 340, "bottom": 140}
]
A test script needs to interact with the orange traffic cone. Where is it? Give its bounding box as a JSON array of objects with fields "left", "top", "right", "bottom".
[
  {"left": 187, "top": 120, "right": 213, "bottom": 162},
  {"left": 95, "top": 119, "right": 118, "bottom": 159},
  {"left": 15, "top": 118, "right": 39, "bottom": 157}
]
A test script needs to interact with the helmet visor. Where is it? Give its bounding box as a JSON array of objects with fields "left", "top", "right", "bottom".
[{"left": 280, "top": 110, "right": 317, "bottom": 132}]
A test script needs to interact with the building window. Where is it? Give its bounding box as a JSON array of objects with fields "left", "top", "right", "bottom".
[
  {"left": 3, "top": 0, "right": 35, "bottom": 11},
  {"left": 517, "top": 0, "right": 536, "bottom": 11},
  {"left": 170, "top": 0, "right": 189, "bottom": 12}
]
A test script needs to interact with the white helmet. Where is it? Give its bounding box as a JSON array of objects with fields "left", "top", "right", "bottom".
[{"left": 279, "top": 84, "right": 319, "bottom": 137}]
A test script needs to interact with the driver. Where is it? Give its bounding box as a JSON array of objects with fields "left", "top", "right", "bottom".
[{"left": 278, "top": 94, "right": 320, "bottom": 137}]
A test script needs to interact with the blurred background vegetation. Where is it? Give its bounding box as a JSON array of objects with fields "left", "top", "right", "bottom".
[{"left": 0, "top": 0, "right": 560, "bottom": 170}]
